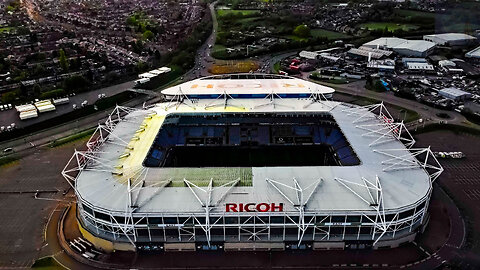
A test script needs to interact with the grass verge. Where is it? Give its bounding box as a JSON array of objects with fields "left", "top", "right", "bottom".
[
  {"left": 50, "top": 128, "right": 95, "bottom": 148},
  {"left": 32, "top": 256, "right": 66, "bottom": 270}
]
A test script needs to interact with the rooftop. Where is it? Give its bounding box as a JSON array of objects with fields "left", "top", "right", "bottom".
[
  {"left": 161, "top": 74, "right": 335, "bottom": 97},
  {"left": 424, "top": 33, "right": 476, "bottom": 41},
  {"left": 73, "top": 99, "right": 433, "bottom": 215},
  {"left": 392, "top": 40, "right": 436, "bottom": 53}
]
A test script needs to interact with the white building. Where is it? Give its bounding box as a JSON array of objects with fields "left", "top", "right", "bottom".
[
  {"left": 438, "top": 87, "right": 472, "bottom": 101},
  {"left": 392, "top": 40, "right": 436, "bottom": 57},
  {"left": 363, "top": 38, "right": 435, "bottom": 57},
  {"left": 465, "top": 46, "right": 480, "bottom": 59},
  {"left": 299, "top": 51, "right": 319, "bottom": 60},
  {"left": 363, "top": 37, "right": 407, "bottom": 50},
  {"left": 423, "top": 33, "right": 477, "bottom": 47},
  {"left": 406, "top": 62, "right": 434, "bottom": 72}
]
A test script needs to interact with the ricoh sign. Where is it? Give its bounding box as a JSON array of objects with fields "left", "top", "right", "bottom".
[{"left": 225, "top": 203, "right": 284, "bottom": 212}]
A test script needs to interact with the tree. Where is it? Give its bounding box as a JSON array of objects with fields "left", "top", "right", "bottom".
[
  {"left": 1, "top": 90, "right": 18, "bottom": 103},
  {"left": 64, "top": 75, "right": 89, "bottom": 92},
  {"left": 59, "top": 49, "right": 68, "bottom": 72},
  {"left": 33, "top": 84, "right": 41, "bottom": 96},
  {"left": 154, "top": 50, "right": 161, "bottom": 60},
  {"left": 143, "top": 30, "right": 154, "bottom": 40},
  {"left": 293, "top": 24, "right": 311, "bottom": 38}
]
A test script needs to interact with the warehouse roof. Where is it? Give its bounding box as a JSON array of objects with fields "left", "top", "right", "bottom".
[
  {"left": 424, "top": 33, "right": 476, "bottom": 42},
  {"left": 439, "top": 87, "right": 471, "bottom": 97},
  {"left": 393, "top": 40, "right": 436, "bottom": 53},
  {"left": 363, "top": 37, "right": 407, "bottom": 49},
  {"left": 466, "top": 46, "right": 480, "bottom": 58}
]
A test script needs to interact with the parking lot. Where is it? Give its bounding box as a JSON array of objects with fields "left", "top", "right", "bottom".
[
  {"left": 415, "top": 130, "right": 480, "bottom": 260},
  {"left": 0, "top": 139, "right": 84, "bottom": 268}
]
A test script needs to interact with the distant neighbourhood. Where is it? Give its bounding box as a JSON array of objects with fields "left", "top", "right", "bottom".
[{"left": 1, "top": 0, "right": 480, "bottom": 137}]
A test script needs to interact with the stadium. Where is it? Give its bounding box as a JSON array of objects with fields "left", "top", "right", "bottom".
[{"left": 62, "top": 74, "right": 443, "bottom": 252}]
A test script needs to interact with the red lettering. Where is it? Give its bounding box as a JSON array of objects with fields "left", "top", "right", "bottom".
[
  {"left": 225, "top": 203, "right": 284, "bottom": 212},
  {"left": 271, "top": 203, "right": 283, "bottom": 212},
  {"left": 244, "top": 203, "right": 255, "bottom": 212},
  {"left": 226, "top": 203, "right": 237, "bottom": 212},
  {"left": 256, "top": 203, "right": 270, "bottom": 212}
]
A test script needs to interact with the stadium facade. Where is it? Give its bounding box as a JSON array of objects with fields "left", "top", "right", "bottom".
[{"left": 63, "top": 74, "right": 443, "bottom": 252}]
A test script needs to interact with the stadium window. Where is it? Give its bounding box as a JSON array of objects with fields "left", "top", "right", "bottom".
[
  {"left": 225, "top": 217, "right": 238, "bottom": 224},
  {"left": 148, "top": 217, "right": 162, "bottom": 225},
  {"left": 225, "top": 228, "right": 237, "bottom": 236},
  {"left": 329, "top": 227, "right": 343, "bottom": 235},
  {"left": 285, "top": 228, "right": 297, "bottom": 235},
  {"left": 415, "top": 201, "right": 426, "bottom": 212},
  {"left": 344, "top": 227, "right": 358, "bottom": 235},
  {"left": 270, "top": 228, "right": 283, "bottom": 236},
  {"left": 133, "top": 216, "right": 148, "bottom": 224},
  {"left": 82, "top": 204, "right": 94, "bottom": 215},
  {"left": 360, "top": 226, "right": 372, "bottom": 235},
  {"left": 165, "top": 228, "right": 178, "bottom": 236},
  {"left": 331, "top": 216, "right": 345, "bottom": 223},
  {"left": 163, "top": 217, "right": 177, "bottom": 224},
  {"left": 178, "top": 217, "right": 189, "bottom": 224},
  {"left": 346, "top": 216, "right": 361, "bottom": 223},
  {"left": 385, "top": 213, "right": 397, "bottom": 221},
  {"left": 315, "top": 216, "right": 329, "bottom": 223},
  {"left": 112, "top": 216, "right": 125, "bottom": 224},
  {"left": 210, "top": 217, "right": 221, "bottom": 224},
  {"left": 288, "top": 216, "right": 299, "bottom": 223},
  {"left": 137, "top": 229, "right": 149, "bottom": 237},
  {"left": 259, "top": 216, "right": 270, "bottom": 224},
  {"left": 196, "top": 217, "right": 206, "bottom": 224},
  {"left": 399, "top": 209, "right": 415, "bottom": 220},
  {"left": 240, "top": 217, "right": 254, "bottom": 224},
  {"left": 149, "top": 229, "right": 163, "bottom": 238},
  {"left": 210, "top": 228, "right": 223, "bottom": 236},
  {"left": 270, "top": 216, "right": 284, "bottom": 224},
  {"left": 94, "top": 211, "right": 110, "bottom": 222}
]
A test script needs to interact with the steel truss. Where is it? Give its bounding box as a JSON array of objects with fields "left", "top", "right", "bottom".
[
  {"left": 204, "top": 91, "right": 246, "bottom": 110},
  {"left": 334, "top": 175, "right": 398, "bottom": 245},
  {"left": 303, "top": 88, "right": 336, "bottom": 110},
  {"left": 184, "top": 178, "right": 240, "bottom": 246},
  {"left": 162, "top": 87, "right": 196, "bottom": 110},
  {"left": 253, "top": 90, "right": 295, "bottom": 110},
  {"left": 266, "top": 177, "right": 322, "bottom": 245}
]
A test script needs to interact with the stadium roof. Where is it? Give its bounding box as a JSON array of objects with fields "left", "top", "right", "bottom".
[
  {"left": 161, "top": 74, "right": 335, "bottom": 97},
  {"left": 73, "top": 98, "right": 433, "bottom": 215}
]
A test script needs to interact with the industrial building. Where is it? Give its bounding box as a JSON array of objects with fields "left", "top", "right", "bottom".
[
  {"left": 391, "top": 40, "right": 436, "bottom": 57},
  {"left": 363, "top": 37, "right": 407, "bottom": 50},
  {"left": 423, "top": 33, "right": 477, "bottom": 47},
  {"left": 466, "top": 46, "right": 480, "bottom": 59},
  {"left": 438, "top": 87, "right": 472, "bottom": 101},
  {"left": 63, "top": 74, "right": 442, "bottom": 253},
  {"left": 363, "top": 38, "right": 435, "bottom": 57}
]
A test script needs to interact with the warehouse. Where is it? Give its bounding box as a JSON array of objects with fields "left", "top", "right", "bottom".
[
  {"left": 438, "top": 87, "right": 472, "bottom": 101},
  {"left": 392, "top": 40, "right": 436, "bottom": 57},
  {"left": 363, "top": 38, "right": 436, "bottom": 57},
  {"left": 423, "top": 33, "right": 477, "bottom": 47},
  {"left": 465, "top": 46, "right": 480, "bottom": 59}
]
